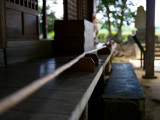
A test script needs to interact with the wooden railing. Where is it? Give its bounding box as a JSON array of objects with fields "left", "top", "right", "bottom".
[
  {"left": 6, "top": 0, "right": 38, "bottom": 10},
  {"left": 0, "top": 44, "right": 113, "bottom": 115},
  {"left": 133, "top": 35, "right": 145, "bottom": 69}
]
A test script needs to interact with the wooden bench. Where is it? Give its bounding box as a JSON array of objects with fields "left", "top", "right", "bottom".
[{"left": 102, "top": 63, "right": 145, "bottom": 120}]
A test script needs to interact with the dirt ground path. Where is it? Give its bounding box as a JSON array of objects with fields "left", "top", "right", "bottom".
[{"left": 113, "top": 57, "right": 160, "bottom": 120}]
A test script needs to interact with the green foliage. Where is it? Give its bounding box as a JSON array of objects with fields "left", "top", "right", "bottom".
[
  {"left": 155, "top": 28, "right": 160, "bottom": 40},
  {"left": 97, "top": 29, "right": 117, "bottom": 40},
  {"left": 155, "top": 28, "right": 160, "bottom": 36},
  {"left": 97, "top": 23, "right": 136, "bottom": 43},
  {"left": 97, "top": 0, "right": 136, "bottom": 42},
  {"left": 121, "top": 31, "right": 132, "bottom": 43},
  {"left": 98, "top": 29, "right": 108, "bottom": 40},
  {"left": 47, "top": 31, "right": 55, "bottom": 39},
  {"left": 38, "top": 0, "right": 59, "bottom": 38},
  {"left": 98, "top": 0, "right": 136, "bottom": 27}
]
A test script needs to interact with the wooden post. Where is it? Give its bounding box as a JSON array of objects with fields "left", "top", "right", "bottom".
[
  {"left": 0, "top": 0, "right": 6, "bottom": 48},
  {"left": 63, "top": 0, "right": 68, "bottom": 20},
  {"left": 88, "top": 0, "right": 96, "bottom": 21},
  {"left": 143, "top": 0, "right": 157, "bottom": 78},
  {"left": 42, "top": 0, "right": 47, "bottom": 39},
  {"left": 79, "top": 105, "right": 88, "bottom": 120}
]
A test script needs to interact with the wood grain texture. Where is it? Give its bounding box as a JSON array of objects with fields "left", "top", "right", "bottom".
[
  {"left": 6, "top": 9, "right": 23, "bottom": 35},
  {"left": 6, "top": 1, "right": 38, "bottom": 15},
  {"left": 6, "top": 0, "right": 39, "bottom": 42},
  {"left": 83, "top": 0, "right": 89, "bottom": 20},
  {"left": 24, "top": 13, "right": 38, "bottom": 35},
  {"left": 77, "top": 0, "right": 83, "bottom": 20},
  {"left": 54, "top": 20, "right": 94, "bottom": 54},
  {"left": 0, "top": 44, "right": 116, "bottom": 118},
  {"left": 6, "top": 41, "right": 54, "bottom": 64},
  {"left": 7, "top": 35, "right": 39, "bottom": 41},
  {"left": 0, "top": 0, "right": 6, "bottom": 48}
]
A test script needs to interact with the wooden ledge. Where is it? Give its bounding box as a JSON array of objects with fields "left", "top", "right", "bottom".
[{"left": 68, "top": 57, "right": 95, "bottom": 72}]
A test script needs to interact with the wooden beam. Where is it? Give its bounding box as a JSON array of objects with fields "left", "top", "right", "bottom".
[
  {"left": 0, "top": 0, "right": 6, "bottom": 48},
  {"left": 143, "top": 0, "right": 157, "bottom": 78},
  {"left": 42, "top": 0, "right": 47, "bottom": 39}
]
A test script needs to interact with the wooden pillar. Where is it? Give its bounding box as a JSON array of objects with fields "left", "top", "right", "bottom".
[
  {"left": 143, "top": 0, "right": 157, "bottom": 78},
  {"left": 42, "top": 0, "right": 47, "bottom": 39},
  {"left": 88, "top": 0, "right": 96, "bottom": 21},
  {"left": 0, "top": 0, "right": 6, "bottom": 48},
  {"left": 63, "top": 0, "right": 68, "bottom": 20}
]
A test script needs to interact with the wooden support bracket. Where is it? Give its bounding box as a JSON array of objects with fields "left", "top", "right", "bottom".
[
  {"left": 85, "top": 54, "right": 99, "bottom": 66},
  {"left": 97, "top": 47, "right": 111, "bottom": 55},
  {"left": 98, "top": 42, "right": 112, "bottom": 55},
  {"left": 68, "top": 57, "right": 95, "bottom": 72}
]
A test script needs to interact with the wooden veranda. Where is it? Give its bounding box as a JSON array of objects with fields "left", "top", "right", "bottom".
[{"left": 0, "top": 0, "right": 157, "bottom": 120}]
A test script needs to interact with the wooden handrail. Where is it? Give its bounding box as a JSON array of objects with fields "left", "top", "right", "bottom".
[{"left": 0, "top": 45, "right": 109, "bottom": 115}]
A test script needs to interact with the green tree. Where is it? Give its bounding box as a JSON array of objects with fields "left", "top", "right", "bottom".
[
  {"left": 38, "top": 0, "right": 59, "bottom": 38},
  {"left": 97, "top": 0, "right": 136, "bottom": 42}
]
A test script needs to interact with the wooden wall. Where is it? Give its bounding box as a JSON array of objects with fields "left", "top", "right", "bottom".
[
  {"left": 83, "top": 0, "right": 90, "bottom": 20},
  {"left": 64, "top": 0, "right": 96, "bottom": 21},
  {"left": 0, "top": 0, "right": 97, "bottom": 65},
  {"left": 0, "top": 0, "right": 54, "bottom": 65},
  {"left": 6, "top": 0, "right": 39, "bottom": 41}
]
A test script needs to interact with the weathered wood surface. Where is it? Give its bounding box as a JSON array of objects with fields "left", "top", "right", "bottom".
[
  {"left": 0, "top": 44, "right": 116, "bottom": 120},
  {"left": 6, "top": 41, "right": 54, "bottom": 64},
  {"left": 0, "top": 44, "right": 108, "bottom": 114},
  {"left": 6, "top": 1, "right": 39, "bottom": 42}
]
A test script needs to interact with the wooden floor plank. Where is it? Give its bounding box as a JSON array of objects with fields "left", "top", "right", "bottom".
[{"left": 0, "top": 44, "right": 116, "bottom": 120}]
